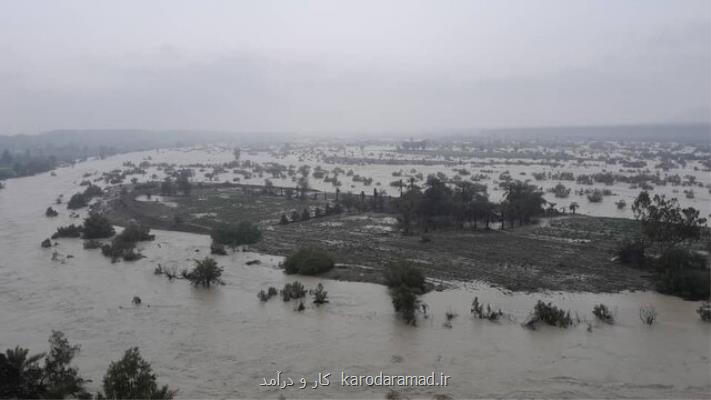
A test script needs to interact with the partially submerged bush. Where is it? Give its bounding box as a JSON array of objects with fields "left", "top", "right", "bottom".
[
  {"left": 524, "top": 300, "right": 573, "bottom": 329},
  {"left": 45, "top": 207, "right": 58, "bottom": 217},
  {"left": 443, "top": 309, "right": 458, "bottom": 328},
  {"left": 258, "top": 286, "right": 279, "bottom": 302},
  {"left": 52, "top": 224, "right": 83, "bottom": 239},
  {"left": 67, "top": 193, "right": 88, "bottom": 209},
  {"left": 210, "top": 241, "right": 227, "bottom": 255},
  {"left": 154, "top": 264, "right": 178, "bottom": 280},
  {"left": 83, "top": 239, "right": 102, "bottom": 249},
  {"left": 210, "top": 221, "right": 262, "bottom": 248},
  {"left": 116, "top": 223, "right": 155, "bottom": 243},
  {"left": 283, "top": 247, "right": 335, "bottom": 275},
  {"left": 312, "top": 283, "right": 329, "bottom": 305},
  {"left": 280, "top": 281, "right": 306, "bottom": 301},
  {"left": 696, "top": 302, "right": 711, "bottom": 322},
  {"left": 82, "top": 184, "right": 103, "bottom": 199},
  {"left": 384, "top": 260, "right": 426, "bottom": 293},
  {"left": 41, "top": 238, "right": 52, "bottom": 248},
  {"left": 471, "top": 297, "right": 503, "bottom": 321},
  {"left": 654, "top": 248, "right": 710, "bottom": 301},
  {"left": 384, "top": 260, "right": 427, "bottom": 324},
  {"left": 592, "top": 304, "right": 614, "bottom": 324},
  {"left": 587, "top": 189, "right": 603, "bottom": 203},
  {"left": 640, "top": 305, "right": 657, "bottom": 325},
  {"left": 100, "top": 224, "right": 153, "bottom": 262},
  {"left": 182, "top": 257, "right": 224, "bottom": 288},
  {"left": 390, "top": 285, "right": 419, "bottom": 324},
  {"left": 82, "top": 213, "right": 115, "bottom": 239},
  {"left": 101, "top": 241, "right": 144, "bottom": 262}
]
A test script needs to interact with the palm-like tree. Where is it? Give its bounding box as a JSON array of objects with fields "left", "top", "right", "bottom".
[
  {"left": 569, "top": 202, "right": 579, "bottom": 215},
  {"left": 0, "top": 347, "right": 45, "bottom": 398},
  {"left": 183, "top": 257, "right": 224, "bottom": 288}
]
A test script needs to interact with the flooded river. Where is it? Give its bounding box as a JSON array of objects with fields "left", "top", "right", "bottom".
[{"left": 0, "top": 151, "right": 709, "bottom": 398}]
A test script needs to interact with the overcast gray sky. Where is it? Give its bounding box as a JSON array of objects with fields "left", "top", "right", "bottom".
[{"left": 0, "top": 0, "right": 709, "bottom": 134}]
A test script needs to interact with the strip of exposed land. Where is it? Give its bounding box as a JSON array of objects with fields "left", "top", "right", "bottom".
[{"left": 99, "top": 184, "right": 656, "bottom": 293}]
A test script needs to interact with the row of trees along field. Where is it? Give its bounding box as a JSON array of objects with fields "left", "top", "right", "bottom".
[{"left": 394, "top": 176, "right": 546, "bottom": 234}]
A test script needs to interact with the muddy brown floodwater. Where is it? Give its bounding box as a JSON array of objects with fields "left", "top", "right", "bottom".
[{"left": 0, "top": 150, "right": 709, "bottom": 398}]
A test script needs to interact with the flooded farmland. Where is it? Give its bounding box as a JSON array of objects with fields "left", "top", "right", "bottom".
[{"left": 1, "top": 145, "right": 709, "bottom": 398}]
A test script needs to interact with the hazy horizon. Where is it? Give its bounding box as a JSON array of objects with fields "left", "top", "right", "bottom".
[{"left": 1, "top": 1, "right": 709, "bottom": 135}]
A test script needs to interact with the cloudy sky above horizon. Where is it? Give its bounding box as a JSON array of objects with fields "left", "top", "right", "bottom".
[{"left": 0, "top": 1, "right": 709, "bottom": 135}]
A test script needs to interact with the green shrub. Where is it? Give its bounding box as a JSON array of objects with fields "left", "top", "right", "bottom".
[
  {"left": 654, "top": 249, "right": 710, "bottom": 300},
  {"left": 210, "top": 221, "right": 262, "bottom": 247},
  {"left": 117, "top": 224, "right": 155, "bottom": 243},
  {"left": 101, "top": 241, "right": 143, "bottom": 262},
  {"left": 592, "top": 304, "right": 614, "bottom": 324},
  {"left": 471, "top": 297, "right": 503, "bottom": 321},
  {"left": 640, "top": 305, "right": 657, "bottom": 325},
  {"left": 525, "top": 300, "right": 573, "bottom": 328},
  {"left": 390, "top": 285, "right": 419, "bottom": 324},
  {"left": 101, "top": 224, "right": 155, "bottom": 262},
  {"left": 100, "top": 347, "right": 175, "bottom": 400},
  {"left": 0, "top": 331, "right": 89, "bottom": 399},
  {"left": 210, "top": 241, "right": 227, "bottom": 255},
  {"left": 82, "top": 184, "right": 103, "bottom": 199},
  {"left": 82, "top": 213, "right": 115, "bottom": 239},
  {"left": 312, "top": 283, "right": 329, "bottom": 305},
  {"left": 587, "top": 189, "right": 603, "bottom": 202},
  {"left": 283, "top": 247, "right": 335, "bottom": 275},
  {"left": 384, "top": 260, "right": 425, "bottom": 293},
  {"left": 67, "top": 193, "right": 88, "bottom": 209},
  {"left": 52, "top": 224, "right": 83, "bottom": 239},
  {"left": 83, "top": 239, "right": 102, "bottom": 249},
  {"left": 615, "top": 239, "right": 647, "bottom": 268},
  {"left": 696, "top": 302, "right": 711, "bottom": 322},
  {"left": 257, "top": 287, "right": 279, "bottom": 302},
  {"left": 182, "top": 257, "right": 224, "bottom": 288},
  {"left": 99, "top": 224, "right": 153, "bottom": 262},
  {"left": 280, "top": 281, "right": 306, "bottom": 301}
]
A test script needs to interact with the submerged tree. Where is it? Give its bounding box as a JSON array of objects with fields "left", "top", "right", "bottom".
[
  {"left": 67, "top": 193, "right": 88, "bottom": 210},
  {"left": 183, "top": 257, "right": 224, "bottom": 288},
  {"left": 82, "top": 213, "right": 115, "bottom": 239},
  {"left": 384, "top": 260, "right": 426, "bottom": 325},
  {"left": 390, "top": 285, "right": 419, "bottom": 324}
]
